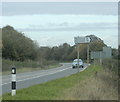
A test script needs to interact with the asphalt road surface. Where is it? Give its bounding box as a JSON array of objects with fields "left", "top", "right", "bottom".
[{"left": 1, "top": 63, "right": 89, "bottom": 95}]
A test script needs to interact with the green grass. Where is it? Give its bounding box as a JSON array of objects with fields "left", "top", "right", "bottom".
[
  {"left": 2, "top": 59, "right": 61, "bottom": 75},
  {"left": 2, "top": 65, "right": 102, "bottom": 100}
]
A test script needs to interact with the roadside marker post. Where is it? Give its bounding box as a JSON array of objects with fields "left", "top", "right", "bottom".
[{"left": 11, "top": 66, "right": 16, "bottom": 96}]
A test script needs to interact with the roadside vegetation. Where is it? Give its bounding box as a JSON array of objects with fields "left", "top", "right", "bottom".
[
  {"left": 2, "top": 59, "right": 118, "bottom": 100},
  {"left": 2, "top": 25, "right": 118, "bottom": 74},
  {"left": 61, "top": 59, "right": 118, "bottom": 100},
  {"left": 2, "top": 59, "right": 61, "bottom": 75},
  {"left": 2, "top": 24, "right": 106, "bottom": 62},
  {"left": 1, "top": 25, "right": 119, "bottom": 100}
]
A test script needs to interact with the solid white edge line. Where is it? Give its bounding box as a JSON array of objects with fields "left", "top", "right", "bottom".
[
  {"left": 2, "top": 64, "right": 66, "bottom": 81},
  {"left": 2, "top": 64, "right": 90, "bottom": 86},
  {"left": 1, "top": 67, "right": 71, "bottom": 85}
]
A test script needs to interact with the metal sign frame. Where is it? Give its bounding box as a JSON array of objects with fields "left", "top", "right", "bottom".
[
  {"left": 74, "top": 36, "right": 90, "bottom": 44},
  {"left": 74, "top": 36, "right": 90, "bottom": 73}
]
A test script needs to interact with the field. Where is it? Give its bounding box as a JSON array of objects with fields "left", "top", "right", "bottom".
[{"left": 2, "top": 64, "right": 118, "bottom": 100}]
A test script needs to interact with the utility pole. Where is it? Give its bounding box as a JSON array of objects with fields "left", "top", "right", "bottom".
[
  {"left": 87, "top": 44, "right": 89, "bottom": 64},
  {"left": 77, "top": 44, "right": 80, "bottom": 73},
  {"left": 100, "top": 51, "right": 102, "bottom": 66},
  {"left": 94, "top": 52, "right": 95, "bottom": 67}
]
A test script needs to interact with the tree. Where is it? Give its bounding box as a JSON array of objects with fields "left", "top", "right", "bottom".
[{"left": 2, "top": 25, "right": 38, "bottom": 61}]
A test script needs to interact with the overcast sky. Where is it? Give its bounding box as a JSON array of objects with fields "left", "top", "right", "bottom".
[{"left": 1, "top": 2, "right": 118, "bottom": 48}]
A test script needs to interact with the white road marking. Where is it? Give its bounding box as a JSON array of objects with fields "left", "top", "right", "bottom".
[
  {"left": 2, "top": 64, "right": 89, "bottom": 86},
  {"left": 1, "top": 67, "right": 71, "bottom": 85},
  {"left": 2, "top": 64, "right": 66, "bottom": 81}
]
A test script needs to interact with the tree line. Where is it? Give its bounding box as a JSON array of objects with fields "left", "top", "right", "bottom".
[{"left": 2, "top": 25, "right": 119, "bottom": 62}]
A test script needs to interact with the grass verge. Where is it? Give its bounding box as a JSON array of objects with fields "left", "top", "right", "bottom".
[
  {"left": 2, "top": 59, "right": 61, "bottom": 75},
  {"left": 2, "top": 65, "right": 104, "bottom": 100},
  {"left": 2, "top": 64, "right": 62, "bottom": 75},
  {"left": 59, "top": 70, "right": 118, "bottom": 100}
]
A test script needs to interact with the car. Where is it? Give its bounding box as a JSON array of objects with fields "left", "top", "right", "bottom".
[{"left": 72, "top": 59, "right": 84, "bottom": 68}]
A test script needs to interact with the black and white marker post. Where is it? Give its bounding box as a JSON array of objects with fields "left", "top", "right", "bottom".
[{"left": 11, "top": 66, "right": 16, "bottom": 96}]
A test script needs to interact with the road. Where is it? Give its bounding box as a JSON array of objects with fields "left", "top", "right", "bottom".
[{"left": 1, "top": 63, "right": 89, "bottom": 95}]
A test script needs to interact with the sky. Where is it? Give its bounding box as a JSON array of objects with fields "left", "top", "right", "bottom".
[{"left": 1, "top": 2, "right": 118, "bottom": 48}]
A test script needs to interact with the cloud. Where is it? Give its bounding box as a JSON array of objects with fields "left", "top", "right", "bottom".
[
  {"left": 18, "top": 22, "right": 117, "bottom": 32},
  {"left": 27, "top": 22, "right": 70, "bottom": 29},
  {"left": 47, "top": 22, "right": 69, "bottom": 27},
  {"left": 100, "top": 34, "right": 118, "bottom": 48},
  {"left": 2, "top": 2, "right": 117, "bottom": 16},
  {"left": 2, "top": 14, "right": 117, "bottom": 29}
]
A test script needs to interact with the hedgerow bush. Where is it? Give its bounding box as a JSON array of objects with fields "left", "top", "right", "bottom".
[{"left": 2, "top": 59, "right": 58, "bottom": 71}]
